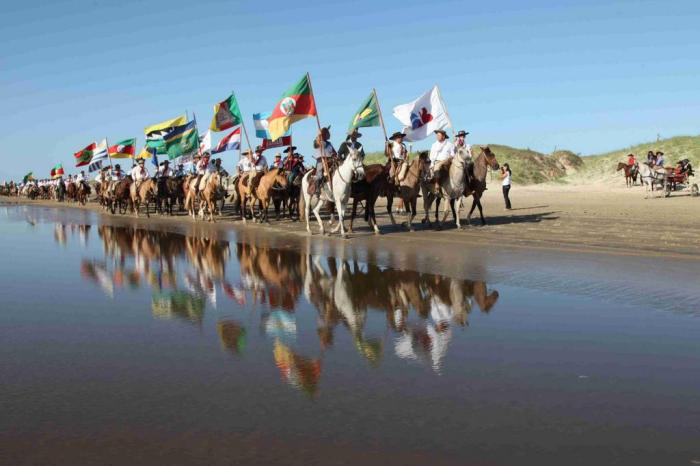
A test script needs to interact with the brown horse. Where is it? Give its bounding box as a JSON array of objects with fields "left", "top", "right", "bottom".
[
  {"left": 348, "top": 163, "right": 393, "bottom": 234},
  {"left": 251, "top": 168, "right": 289, "bottom": 223},
  {"left": 459, "top": 146, "right": 500, "bottom": 226},
  {"left": 616, "top": 162, "right": 638, "bottom": 187},
  {"left": 130, "top": 178, "right": 156, "bottom": 217},
  {"left": 65, "top": 183, "right": 76, "bottom": 202},
  {"left": 186, "top": 172, "right": 220, "bottom": 222},
  {"left": 77, "top": 182, "right": 91, "bottom": 205},
  {"left": 389, "top": 152, "right": 430, "bottom": 231}
]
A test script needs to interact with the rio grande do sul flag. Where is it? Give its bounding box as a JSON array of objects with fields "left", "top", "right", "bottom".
[
  {"left": 268, "top": 73, "right": 317, "bottom": 141},
  {"left": 108, "top": 138, "right": 136, "bottom": 158},
  {"left": 210, "top": 93, "right": 242, "bottom": 132},
  {"left": 392, "top": 85, "right": 451, "bottom": 141},
  {"left": 51, "top": 163, "right": 64, "bottom": 179},
  {"left": 74, "top": 142, "right": 96, "bottom": 167}
]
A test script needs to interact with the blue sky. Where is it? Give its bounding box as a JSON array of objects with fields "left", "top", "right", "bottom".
[{"left": 1, "top": 0, "right": 698, "bottom": 179}]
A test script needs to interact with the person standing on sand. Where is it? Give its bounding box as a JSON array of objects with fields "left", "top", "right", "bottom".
[{"left": 501, "top": 163, "right": 512, "bottom": 210}]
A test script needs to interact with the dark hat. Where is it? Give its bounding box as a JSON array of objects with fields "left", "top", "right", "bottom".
[
  {"left": 255, "top": 145, "right": 263, "bottom": 153},
  {"left": 242, "top": 148, "right": 253, "bottom": 155},
  {"left": 162, "top": 159, "right": 169, "bottom": 164},
  {"left": 455, "top": 130, "right": 469, "bottom": 138},
  {"left": 115, "top": 164, "right": 121, "bottom": 169},
  {"left": 434, "top": 129, "right": 448, "bottom": 137},
  {"left": 656, "top": 151, "right": 664, "bottom": 155},
  {"left": 389, "top": 131, "right": 406, "bottom": 140},
  {"left": 283, "top": 146, "right": 298, "bottom": 153},
  {"left": 347, "top": 128, "right": 362, "bottom": 139},
  {"left": 137, "top": 158, "right": 145, "bottom": 164}
]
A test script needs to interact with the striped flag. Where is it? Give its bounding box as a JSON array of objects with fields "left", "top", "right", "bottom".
[
  {"left": 163, "top": 120, "right": 198, "bottom": 160},
  {"left": 108, "top": 138, "right": 136, "bottom": 158},
  {"left": 199, "top": 130, "right": 212, "bottom": 153},
  {"left": 88, "top": 139, "right": 109, "bottom": 172},
  {"left": 212, "top": 127, "right": 241, "bottom": 154},
  {"left": 253, "top": 112, "right": 291, "bottom": 139}
]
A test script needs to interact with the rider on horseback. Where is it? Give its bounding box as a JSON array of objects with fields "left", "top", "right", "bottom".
[
  {"left": 387, "top": 131, "right": 408, "bottom": 183},
  {"left": 245, "top": 146, "right": 268, "bottom": 196},
  {"left": 429, "top": 129, "right": 455, "bottom": 190},
  {"left": 131, "top": 159, "right": 150, "bottom": 191},
  {"left": 312, "top": 126, "right": 336, "bottom": 194}
]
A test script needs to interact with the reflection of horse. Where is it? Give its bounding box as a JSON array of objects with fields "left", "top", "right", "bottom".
[{"left": 273, "top": 339, "right": 322, "bottom": 396}]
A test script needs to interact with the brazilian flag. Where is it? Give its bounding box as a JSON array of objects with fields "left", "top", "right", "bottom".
[{"left": 349, "top": 90, "right": 380, "bottom": 131}]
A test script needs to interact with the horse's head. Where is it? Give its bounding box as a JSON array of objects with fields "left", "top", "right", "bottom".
[
  {"left": 480, "top": 146, "right": 500, "bottom": 170},
  {"left": 347, "top": 147, "right": 365, "bottom": 180},
  {"left": 273, "top": 168, "right": 288, "bottom": 189}
]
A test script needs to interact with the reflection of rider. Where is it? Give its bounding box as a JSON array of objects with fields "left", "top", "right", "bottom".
[{"left": 313, "top": 127, "right": 336, "bottom": 192}]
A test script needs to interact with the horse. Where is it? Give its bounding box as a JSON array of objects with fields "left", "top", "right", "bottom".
[
  {"left": 301, "top": 147, "right": 365, "bottom": 237},
  {"left": 616, "top": 162, "right": 638, "bottom": 187},
  {"left": 251, "top": 168, "right": 289, "bottom": 223},
  {"left": 190, "top": 172, "right": 221, "bottom": 222},
  {"left": 65, "top": 183, "right": 76, "bottom": 202},
  {"left": 457, "top": 146, "right": 501, "bottom": 226},
  {"left": 389, "top": 152, "right": 430, "bottom": 231},
  {"left": 130, "top": 178, "right": 156, "bottom": 217},
  {"left": 637, "top": 162, "right": 667, "bottom": 198},
  {"left": 348, "top": 163, "right": 393, "bottom": 234},
  {"left": 420, "top": 145, "right": 472, "bottom": 229},
  {"left": 76, "top": 181, "right": 91, "bottom": 205}
]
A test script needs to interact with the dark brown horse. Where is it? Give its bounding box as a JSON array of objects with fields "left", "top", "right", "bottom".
[
  {"left": 450, "top": 146, "right": 500, "bottom": 226},
  {"left": 616, "top": 162, "right": 638, "bottom": 187},
  {"left": 348, "top": 163, "right": 393, "bottom": 234}
]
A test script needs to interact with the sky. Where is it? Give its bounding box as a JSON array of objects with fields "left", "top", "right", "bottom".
[{"left": 1, "top": 0, "right": 698, "bottom": 179}]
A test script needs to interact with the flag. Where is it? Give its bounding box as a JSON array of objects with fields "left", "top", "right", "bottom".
[
  {"left": 108, "top": 138, "right": 136, "bottom": 158},
  {"left": 163, "top": 120, "right": 199, "bottom": 160},
  {"left": 199, "top": 130, "right": 212, "bottom": 153},
  {"left": 136, "top": 146, "right": 151, "bottom": 160},
  {"left": 260, "top": 136, "right": 292, "bottom": 152},
  {"left": 349, "top": 91, "right": 380, "bottom": 130},
  {"left": 145, "top": 115, "right": 187, "bottom": 154},
  {"left": 50, "top": 164, "right": 64, "bottom": 179},
  {"left": 87, "top": 139, "right": 108, "bottom": 172},
  {"left": 253, "top": 112, "right": 291, "bottom": 139},
  {"left": 268, "top": 74, "right": 317, "bottom": 141},
  {"left": 212, "top": 127, "right": 241, "bottom": 154},
  {"left": 210, "top": 93, "right": 242, "bottom": 132},
  {"left": 392, "top": 85, "right": 451, "bottom": 141},
  {"left": 149, "top": 147, "right": 159, "bottom": 168},
  {"left": 23, "top": 172, "right": 34, "bottom": 183},
  {"left": 74, "top": 142, "right": 96, "bottom": 167}
]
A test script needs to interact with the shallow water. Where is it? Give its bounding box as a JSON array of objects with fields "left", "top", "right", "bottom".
[{"left": 1, "top": 204, "right": 699, "bottom": 465}]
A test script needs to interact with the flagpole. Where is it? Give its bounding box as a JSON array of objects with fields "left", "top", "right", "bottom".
[
  {"left": 305, "top": 72, "right": 331, "bottom": 186},
  {"left": 232, "top": 91, "right": 252, "bottom": 152},
  {"left": 435, "top": 84, "right": 455, "bottom": 137},
  {"left": 373, "top": 88, "right": 389, "bottom": 142},
  {"left": 105, "top": 137, "right": 114, "bottom": 169}
]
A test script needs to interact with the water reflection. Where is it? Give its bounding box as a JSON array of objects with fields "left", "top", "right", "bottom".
[{"left": 60, "top": 222, "right": 500, "bottom": 394}]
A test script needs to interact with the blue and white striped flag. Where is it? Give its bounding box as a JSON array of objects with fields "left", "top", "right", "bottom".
[
  {"left": 253, "top": 112, "right": 290, "bottom": 139},
  {"left": 88, "top": 139, "right": 109, "bottom": 172}
]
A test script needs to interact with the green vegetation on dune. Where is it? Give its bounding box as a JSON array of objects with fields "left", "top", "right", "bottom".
[
  {"left": 567, "top": 135, "right": 700, "bottom": 183},
  {"left": 356, "top": 134, "right": 699, "bottom": 185}
]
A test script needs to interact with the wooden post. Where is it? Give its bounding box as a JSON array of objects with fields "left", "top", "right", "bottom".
[{"left": 305, "top": 72, "right": 331, "bottom": 188}]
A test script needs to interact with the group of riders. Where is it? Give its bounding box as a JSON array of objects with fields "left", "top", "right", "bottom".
[
  {"left": 4, "top": 125, "right": 482, "bottom": 220},
  {"left": 625, "top": 150, "right": 694, "bottom": 178}
]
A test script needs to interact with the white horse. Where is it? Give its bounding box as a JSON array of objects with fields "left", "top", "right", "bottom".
[
  {"left": 421, "top": 146, "right": 471, "bottom": 229},
  {"left": 301, "top": 147, "right": 365, "bottom": 237},
  {"left": 638, "top": 162, "right": 667, "bottom": 198}
]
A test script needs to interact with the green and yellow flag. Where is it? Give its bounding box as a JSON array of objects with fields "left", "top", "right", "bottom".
[
  {"left": 349, "top": 90, "right": 380, "bottom": 131},
  {"left": 23, "top": 172, "right": 34, "bottom": 183},
  {"left": 145, "top": 115, "right": 187, "bottom": 154}
]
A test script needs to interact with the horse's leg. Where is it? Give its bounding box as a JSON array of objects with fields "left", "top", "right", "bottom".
[
  {"left": 335, "top": 198, "right": 347, "bottom": 237},
  {"left": 477, "top": 196, "right": 486, "bottom": 225},
  {"left": 467, "top": 198, "right": 477, "bottom": 225},
  {"left": 304, "top": 196, "right": 313, "bottom": 234},
  {"left": 387, "top": 192, "right": 397, "bottom": 226},
  {"left": 313, "top": 198, "right": 325, "bottom": 235}
]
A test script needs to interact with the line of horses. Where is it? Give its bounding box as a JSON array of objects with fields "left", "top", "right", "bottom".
[{"left": 9, "top": 145, "right": 500, "bottom": 237}]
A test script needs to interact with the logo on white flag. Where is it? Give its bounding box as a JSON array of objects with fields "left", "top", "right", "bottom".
[{"left": 280, "top": 97, "right": 296, "bottom": 116}]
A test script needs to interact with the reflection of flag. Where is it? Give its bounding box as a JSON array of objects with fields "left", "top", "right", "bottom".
[
  {"left": 163, "top": 120, "right": 198, "bottom": 160},
  {"left": 210, "top": 93, "right": 242, "bottom": 132},
  {"left": 349, "top": 90, "right": 380, "bottom": 130},
  {"left": 108, "top": 138, "right": 136, "bottom": 158},
  {"left": 392, "top": 85, "right": 450, "bottom": 141},
  {"left": 212, "top": 127, "right": 241, "bottom": 154},
  {"left": 267, "top": 74, "right": 317, "bottom": 141}
]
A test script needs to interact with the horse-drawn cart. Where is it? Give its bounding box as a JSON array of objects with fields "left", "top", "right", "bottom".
[{"left": 663, "top": 170, "right": 698, "bottom": 197}]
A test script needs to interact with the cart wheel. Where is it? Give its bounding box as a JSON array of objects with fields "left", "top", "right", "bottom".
[{"left": 692, "top": 184, "right": 699, "bottom": 197}]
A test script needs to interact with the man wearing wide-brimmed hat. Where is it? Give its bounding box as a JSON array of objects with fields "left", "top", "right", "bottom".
[
  {"left": 337, "top": 128, "right": 365, "bottom": 161},
  {"left": 245, "top": 146, "right": 268, "bottom": 195},
  {"left": 130, "top": 158, "right": 150, "bottom": 192},
  {"left": 429, "top": 129, "right": 455, "bottom": 185},
  {"left": 387, "top": 131, "right": 408, "bottom": 182},
  {"left": 312, "top": 126, "right": 336, "bottom": 193}
]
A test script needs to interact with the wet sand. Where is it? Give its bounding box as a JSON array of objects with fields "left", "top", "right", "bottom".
[{"left": 4, "top": 181, "right": 700, "bottom": 258}]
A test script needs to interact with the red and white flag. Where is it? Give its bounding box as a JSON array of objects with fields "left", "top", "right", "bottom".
[{"left": 212, "top": 127, "right": 241, "bottom": 154}]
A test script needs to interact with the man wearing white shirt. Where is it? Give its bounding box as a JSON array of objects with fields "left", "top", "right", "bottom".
[
  {"left": 387, "top": 131, "right": 408, "bottom": 182},
  {"left": 246, "top": 146, "right": 268, "bottom": 195},
  {"left": 157, "top": 160, "right": 173, "bottom": 178},
  {"left": 429, "top": 129, "right": 455, "bottom": 186},
  {"left": 131, "top": 159, "right": 149, "bottom": 192}
]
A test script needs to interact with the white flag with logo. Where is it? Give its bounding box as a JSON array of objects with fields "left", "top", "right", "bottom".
[
  {"left": 199, "top": 130, "right": 212, "bottom": 153},
  {"left": 392, "top": 85, "right": 451, "bottom": 141}
]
